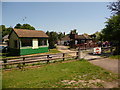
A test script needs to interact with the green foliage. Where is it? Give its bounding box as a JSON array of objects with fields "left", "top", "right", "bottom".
[
  {"left": 58, "top": 32, "right": 65, "bottom": 40},
  {"left": 99, "top": 1, "right": 120, "bottom": 55},
  {"left": 70, "top": 29, "right": 78, "bottom": 34},
  {"left": 3, "top": 60, "right": 117, "bottom": 88},
  {"left": 102, "top": 15, "right": 120, "bottom": 42},
  {"left": 14, "top": 23, "right": 35, "bottom": 30},
  {"left": 0, "top": 25, "right": 13, "bottom": 37},
  {"left": 14, "top": 23, "right": 22, "bottom": 29},
  {"left": 46, "top": 31, "right": 65, "bottom": 48},
  {"left": 92, "top": 31, "right": 103, "bottom": 41},
  {"left": 46, "top": 31, "right": 58, "bottom": 48},
  {"left": 107, "top": 0, "right": 120, "bottom": 15}
]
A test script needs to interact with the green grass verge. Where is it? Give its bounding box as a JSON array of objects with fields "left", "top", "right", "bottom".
[
  {"left": 2, "top": 60, "right": 117, "bottom": 88},
  {"left": 48, "top": 48, "right": 61, "bottom": 54},
  {"left": 109, "top": 55, "right": 120, "bottom": 59}
]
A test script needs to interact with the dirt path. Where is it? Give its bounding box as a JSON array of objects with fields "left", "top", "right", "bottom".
[{"left": 57, "top": 45, "right": 119, "bottom": 74}]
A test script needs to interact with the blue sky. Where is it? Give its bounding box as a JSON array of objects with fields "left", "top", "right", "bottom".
[{"left": 2, "top": 2, "right": 112, "bottom": 34}]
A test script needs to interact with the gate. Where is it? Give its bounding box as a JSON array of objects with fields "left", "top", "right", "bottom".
[{"left": 75, "top": 43, "right": 114, "bottom": 60}]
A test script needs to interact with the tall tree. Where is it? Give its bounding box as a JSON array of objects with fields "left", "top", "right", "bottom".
[
  {"left": 102, "top": 15, "right": 120, "bottom": 42},
  {"left": 58, "top": 32, "right": 65, "bottom": 45},
  {"left": 46, "top": 31, "right": 58, "bottom": 48},
  {"left": 107, "top": 0, "right": 120, "bottom": 15},
  {"left": 92, "top": 31, "right": 103, "bottom": 42},
  {"left": 21, "top": 24, "right": 35, "bottom": 30},
  {"left": 14, "top": 23, "right": 35, "bottom": 30},
  {"left": 58, "top": 32, "right": 65, "bottom": 40},
  {"left": 70, "top": 29, "right": 78, "bottom": 34},
  {"left": 0, "top": 25, "right": 12, "bottom": 37},
  {"left": 14, "top": 23, "right": 22, "bottom": 29},
  {"left": 102, "top": 1, "right": 120, "bottom": 55},
  {"left": 102, "top": 14, "right": 120, "bottom": 54}
]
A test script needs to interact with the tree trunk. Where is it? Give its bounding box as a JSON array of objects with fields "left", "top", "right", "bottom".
[{"left": 113, "top": 43, "right": 120, "bottom": 55}]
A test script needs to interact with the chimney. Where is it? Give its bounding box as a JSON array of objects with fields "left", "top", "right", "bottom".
[{"left": 64, "top": 32, "right": 65, "bottom": 36}]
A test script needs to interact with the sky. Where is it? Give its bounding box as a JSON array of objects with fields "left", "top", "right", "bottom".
[{"left": 2, "top": 2, "right": 112, "bottom": 34}]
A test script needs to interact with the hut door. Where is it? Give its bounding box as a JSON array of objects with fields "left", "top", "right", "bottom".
[{"left": 32, "top": 39, "right": 38, "bottom": 49}]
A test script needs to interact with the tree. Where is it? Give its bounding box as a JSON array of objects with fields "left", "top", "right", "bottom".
[
  {"left": 58, "top": 32, "right": 65, "bottom": 44},
  {"left": 46, "top": 31, "right": 58, "bottom": 48},
  {"left": 102, "top": 14, "right": 120, "bottom": 54},
  {"left": 102, "top": 1, "right": 120, "bottom": 55},
  {"left": 14, "top": 23, "right": 35, "bottom": 30},
  {"left": 90, "top": 34, "right": 96, "bottom": 40},
  {"left": 70, "top": 29, "right": 78, "bottom": 34},
  {"left": 14, "top": 23, "right": 22, "bottom": 29},
  {"left": 58, "top": 32, "right": 65, "bottom": 40},
  {"left": 107, "top": 0, "right": 120, "bottom": 15},
  {"left": 0, "top": 25, "right": 13, "bottom": 37},
  {"left": 21, "top": 24, "right": 35, "bottom": 30},
  {"left": 92, "top": 31, "right": 103, "bottom": 42}
]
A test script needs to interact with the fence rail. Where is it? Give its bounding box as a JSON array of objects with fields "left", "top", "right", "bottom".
[{"left": 1, "top": 51, "right": 79, "bottom": 68}]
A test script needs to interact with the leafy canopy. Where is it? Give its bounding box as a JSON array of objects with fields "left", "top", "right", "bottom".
[
  {"left": 14, "top": 23, "right": 35, "bottom": 30},
  {"left": 0, "top": 25, "right": 12, "bottom": 37},
  {"left": 102, "top": 14, "right": 120, "bottom": 43}
]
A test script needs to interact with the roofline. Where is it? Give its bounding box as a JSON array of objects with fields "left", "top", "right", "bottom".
[
  {"left": 8, "top": 29, "right": 19, "bottom": 39},
  {"left": 13, "top": 28, "right": 49, "bottom": 38},
  {"left": 19, "top": 37, "right": 49, "bottom": 39}
]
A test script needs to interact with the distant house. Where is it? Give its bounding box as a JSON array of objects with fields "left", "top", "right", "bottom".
[
  {"left": 58, "top": 32, "right": 93, "bottom": 48},
  {"left": 58, "top": 35, "right": 70, "bottom": 45},
  {"left": 8, "top": 29, "right": 49, "bottom": 56},
  {"left": 3, "top": 35, "right": 9, "bottom": 45},
  {"left": 69, "top": 32, "right": 92, "bottom": 48}
]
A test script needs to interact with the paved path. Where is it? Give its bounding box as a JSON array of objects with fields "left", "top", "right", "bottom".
[
  {"left": 57, "top": 45, "right": 119, "bottom": 74},
  {"left": 89, "top": 58, "right": 118, "bottom": 74}
]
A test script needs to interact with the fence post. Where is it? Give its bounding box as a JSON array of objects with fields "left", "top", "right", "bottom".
[
  {"left": 47, "top": 55, "right": 49, "bottom": 64},
  {"left": 76, "top": 51, "right": 78, "bottom": 59},
  {"left": 3, "top": 58, "right": 7, "bottom": 68},
  {"left": 110, "top": 46, "right": 113, "bottom": 55},
  {"left": 77, "top": 47, "right": 81, "bottom": 60},
  {"left": 23, "top": 57, "right": 25, "bottom": 65},
  {"left": 63, "top": 53, "right": 65, "bottom": 61}
]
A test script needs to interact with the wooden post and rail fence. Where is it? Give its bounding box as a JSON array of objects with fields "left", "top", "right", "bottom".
[{"left": 1, "top": 50, "right": 81, "bottom": 69}]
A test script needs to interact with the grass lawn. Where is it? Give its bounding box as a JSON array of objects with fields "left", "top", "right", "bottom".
[{"left": 2, "top": 60, "right": 118, "bottom": 88}]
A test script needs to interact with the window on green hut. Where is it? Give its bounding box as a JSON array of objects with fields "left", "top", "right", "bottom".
[
  {"left": 38, "top": 39, "right": 47, "bottom": 46},
  {"left": 21, "top": 38, "right": 32, "bottom": 47}
]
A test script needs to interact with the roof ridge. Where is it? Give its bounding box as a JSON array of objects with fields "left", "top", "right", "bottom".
[
  {"left": 13, "top": 28, "right": 48, "bottom": 38},
  {"left": 13, "top": 28, "right": 43, "bottom": 32}
]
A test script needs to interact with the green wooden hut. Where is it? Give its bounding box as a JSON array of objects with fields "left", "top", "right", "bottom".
[{"left": 8, "top": 29, "right": 49, "bottom": 56}]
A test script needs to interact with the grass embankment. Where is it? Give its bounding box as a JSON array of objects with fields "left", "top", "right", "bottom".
[{"left": 3, "top": 60, "right": 118, "bottom": 88}]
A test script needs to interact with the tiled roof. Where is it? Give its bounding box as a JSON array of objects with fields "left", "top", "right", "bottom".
[
  {"left": 61, "top": 35, "right": 70, "bottom": 41},
  {"left": 13, "top": 29, "right": 48, "bottom": 38},
  {"left": 75, "top": 34, "right": 92, "bottom": 39},
  {"left": 75, "top": 35, "right": 86, "bottom": 39},
  {"left": 82, "top": 34, "right": 92, "bottom": 39},
  {"left": 3, "top": 35, "right": 9, "bottom": 39}
]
